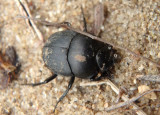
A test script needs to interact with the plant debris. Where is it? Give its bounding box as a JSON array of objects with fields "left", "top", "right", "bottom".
[
  {"left": 105, "top": 89, "right": 160, "bottom": 112},
  {"left": 137, "top": 74, "right": 160, "bottom": 83},
  {"left": 0, "top": 46, "right": 20, "bottom": 89},
  {"left": 138, "top": 85, "right": 157, "bottom": 100},
  {"left": 80, "top": 79, "right": 147, "bottom": 115}
]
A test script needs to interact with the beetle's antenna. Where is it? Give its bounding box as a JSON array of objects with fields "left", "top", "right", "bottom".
[{"left": 53, "top": 76, "right": 75, "bottom": 113}]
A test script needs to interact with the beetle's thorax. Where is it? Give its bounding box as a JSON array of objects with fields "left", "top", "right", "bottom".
[{"left": 95, "top": 45, "right": 117, "bottom": 73}]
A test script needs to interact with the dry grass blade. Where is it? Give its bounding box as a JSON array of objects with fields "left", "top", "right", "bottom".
[
  {"left": 105, "top": 89, "right": 160, "bottom": 112},
  {"left": 137, "top": 74, "right": 160, "bottom": 82},
  {"left": 92, "top": 3, "right": 104, "bottom": 36},
  {"left": 16, "top": 16, "right": 66, "bottom": 27},
  {"left": 15, "top": 0, "right": 44, "bottom": 42},
  {"left": 80, "top": 79, "right": 147, "bottom": 115}
]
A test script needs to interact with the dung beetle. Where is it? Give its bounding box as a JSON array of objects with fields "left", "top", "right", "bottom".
[{"left": 26, "top": 7, "right": 120, "bottom": 113}]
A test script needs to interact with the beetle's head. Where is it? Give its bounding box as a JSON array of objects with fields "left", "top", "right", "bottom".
[{"left": 96, "top": 45, "right": 121, "bottom": 73}]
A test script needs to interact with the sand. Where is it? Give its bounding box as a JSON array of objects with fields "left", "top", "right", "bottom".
[{"left": 0, "top": 0, "right": 160, "bottom": 115}]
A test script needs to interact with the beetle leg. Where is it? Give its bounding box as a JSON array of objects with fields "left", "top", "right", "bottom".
[
  {"left": 81, "top": 6, "right": 87, "bottom": 32},
  {"left": 53, "top": 76, "right": 75, "bottom": 113},
  {"left": 22, "top": 74, "right": 57, "bottom": 86},
  {"left": 90, "top": 77, "right": 102, "bottom": 81},
  {"left": 89, "top": 72, "right": 100, "bottom": 81},
  {"left": 90, "top": 74, "right": 103, "bottom": 81}
]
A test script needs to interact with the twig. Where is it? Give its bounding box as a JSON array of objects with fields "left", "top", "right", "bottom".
[
  {"left": 137, "top": 74, "right": 160, "bottom": 82},
  {"left": 80, "top": 79, "right": 147, "bottom": 115},
  {"left": 105, "top": 89, "right": 160, "bottom": 111},
  {"left": 17, "top": 16, "right": 160, "bottom": 68},
  {"left": 92, "top": 3, "right": 104, "bottom": 36},
  {"left": 15, "top": 0, "right": 44, "bottom": 42},
  {"left": 115, "top": 87, "right": 127, "bottom": 103}
]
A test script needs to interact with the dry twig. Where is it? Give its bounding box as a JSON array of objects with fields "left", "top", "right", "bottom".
[
  {"left": 15, "top": 0, "right": 44, "bottom": 42},
  {"left": 137, "top": 74, "right": 160, "bottom": 82},
  {"left": 80, "top": 79, "right": 147, "bottom": 115},
  {"left": 105, "top": 88, "right": 160, "bottom": 111},
  {"left": 92, "top": 3, "right": 104, "bottom": 36},
  {"left": 17, "top": 16, "right": 160, "bottom": 68}
]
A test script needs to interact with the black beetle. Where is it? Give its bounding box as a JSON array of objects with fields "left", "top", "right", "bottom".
[
  {"left": 43, "top": 29, "right": 119, "bottom": 79},
  {"left": 26, "top": 8, "right": 120, "bottom": 113}
]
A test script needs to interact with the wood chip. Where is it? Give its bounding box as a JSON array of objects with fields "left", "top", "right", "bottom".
[{"left": 138, "top": 85, "right": 157, "bottom": 100}]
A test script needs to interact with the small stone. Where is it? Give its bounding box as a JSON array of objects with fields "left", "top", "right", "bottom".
[
  {"left": 133, "top": 79, "right": 137, "bottom": 84},
  {"left": 104, "top": 102, "right": 109, "bottom": 108},
  {"left": 130, "top": 86, "right": 137, "bottom": 91},
  {"left": 158, "top": 52, "right": 160, "bottom": 58}
]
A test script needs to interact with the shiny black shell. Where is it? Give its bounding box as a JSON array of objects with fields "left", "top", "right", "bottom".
[{"left": 43, "top": 30, "right": 110, "bottom": 79}]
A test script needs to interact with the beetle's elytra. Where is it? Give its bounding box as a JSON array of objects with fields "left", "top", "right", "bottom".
[{"left": 43, "top": 30, "right": 118, "bottom": 79}]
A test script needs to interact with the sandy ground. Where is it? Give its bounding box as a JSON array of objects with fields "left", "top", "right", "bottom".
[{"left": 0, "top": 0, "right": 160, "bottom": 115}]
